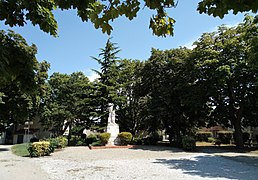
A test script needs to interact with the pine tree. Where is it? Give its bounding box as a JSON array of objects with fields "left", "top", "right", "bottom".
[{"left": 92, "top": 38, "right": 121, "bottom": 126}]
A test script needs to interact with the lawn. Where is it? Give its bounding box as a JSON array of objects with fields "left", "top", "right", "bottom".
[
  {"left": 251, "top": 150, "right": 258, "bottom": 154},
  {"left": 11, "top": 143, "right": 30, "bottom": 157},
  {"left": 196, "top": 141, "right": 235, "bottom": 147}
]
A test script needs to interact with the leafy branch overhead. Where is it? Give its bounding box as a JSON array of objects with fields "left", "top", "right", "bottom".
[
  {"left": 197, "top": 0, "right": 258, "bottom": 18},
  {"left": 1, "top": 0, "right": 257, "bottom": 37},
  {"left": 0, "top": 0, "right": 176, "bottom": 37}
]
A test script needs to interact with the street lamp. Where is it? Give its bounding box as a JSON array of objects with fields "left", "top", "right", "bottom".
[{"left": 24, "top": 121, "right": 33, "bottom": 142}]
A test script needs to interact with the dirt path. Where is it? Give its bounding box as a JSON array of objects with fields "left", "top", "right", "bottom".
[{"left": 1, "top": 145, "right": 258, "bottom": 180}]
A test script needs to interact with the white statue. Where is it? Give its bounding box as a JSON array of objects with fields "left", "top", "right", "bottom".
[
  {"left": 107, "top": 103, "right": 116, "bottom": 124},
  {"left": 106, "top": 103, "right": 120, "bottom": 145}
]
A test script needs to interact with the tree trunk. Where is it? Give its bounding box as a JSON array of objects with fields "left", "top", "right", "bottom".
[
  {"left": 67, "top": 123, "right": 72, "bottom": 146},
  {"left": 227, "top": 82, "right": 244, "bottom": 149},
  {"left": 232, "top": 118, "right": 244, "bottom": 149}
]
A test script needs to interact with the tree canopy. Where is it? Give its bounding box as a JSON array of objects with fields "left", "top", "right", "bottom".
[
  {"left": 198, "top": 0, "right": 258, "bottom": 18},
  {"left": 192, "top": 15, "right": 258, "bottom": 148},
  {"left": 40, "top": 72, "right": 93, "bottom": 136},
  {"left": 0, "top": 30, "right": 45, "bottom": 131},
  {"left": 1, "top": 0, "right": 257, "bottom": 37},
  {"left": 0, "top": 30, "right": 38, "bottom": 91}
]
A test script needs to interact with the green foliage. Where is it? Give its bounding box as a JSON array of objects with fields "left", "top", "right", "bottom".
[
  {"left": 70, "top": 126, "right": 85, "bottom": 136},
  {"left": 118, "top": 132, "right": 132, "bottom": 145},
  {"left": 139, "top": 47, "right": 207, "bottom": 145},
  {"left": 217, "top": 131, "right": 233, "bottom": 144},
  {"left": 115, "top": 59, "right": 146, "bottom": 135},
  {"left": 27, "top": 141, "right": 52, "bottom": 157},
  {"left": 218, "top": 134, "right": 231, "bottom": 144},
  {"left": 208, "top": 137, "right": 216, "bottom": 143},
  {"left": 195, "top": 132, "right": 212, "bottom": 142},
  {"left": 192, "top": 15, "right": 258, "bottom": 148},
  {"left": 0, "top": 30, "right": 47, "bottom": 129},
  {"left": 90, "top": 140, "right": 103, "bottom": 146},
  {"left": 144, "top": 131, "right": 163, "bottom": 145},
  {"left": 86, "top": 134, "right": 99, "bottom": 145},
  {"left": 214, "top": 139, "right": 222, "bottom": 146},
  {"left": 131, "top": 137, "right": 143, "bottom": 145},
  {"left": 58, "top": 136, "right": 68, "bottom": 148},
  {"left": 92, "top": 38, "right": 124, "bottom": 125},
  {"left": 40, "top": 72, "right": 93, "bottom": 135},
  {"left": 0, "top": 30, "right": 38, "bottom": 88},
  {"left": 11, "top": 143, "right": 30, "bottom": 157},
  {"left": 0, "top": 0, "right": 178, "bottom": 37},
  {"left": 198, "top": 0, "right": 258, "bottom": 18},
  {"left": 49, "top": 136, "right": 68, "bottom": 149},
  {"left": 182, "top": 136, "right": 196, "bottom": 151},
  {"left": 241, "top": 132, "right": 250, "bottom": 143},
  {"left": 98, "top": 132, "right": 111, "bottom": 145},
  {"left": 69, "top": 135, "right": 86, "bottom": 146},
  {"left": 2, "top": 1, "right": 256, "bottom": 37},
  {"left": 0, "top": 92, "right": 4, "bottom": 104}
]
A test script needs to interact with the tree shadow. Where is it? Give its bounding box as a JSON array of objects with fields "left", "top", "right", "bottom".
[
  {"left": 197, "top": 145, "right": 258, "bottom": 154},
  {"left": 154, "top": 155, "right": 258, "bottom": 180},
  {"left": 219, "top": 155, "right": 258, "bottom": 168},
  {"left": 0, "top": 146, "right": 10, "bottom": 152},
  {"left": 129, "top": 145, "right": 185, "bottom": 152}
]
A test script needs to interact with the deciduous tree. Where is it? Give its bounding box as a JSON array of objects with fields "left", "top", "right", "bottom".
[{"left": 192, "top": 15, "right": 258, "bottom": 148}]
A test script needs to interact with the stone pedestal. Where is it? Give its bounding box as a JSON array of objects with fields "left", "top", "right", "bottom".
[{"left": 106, "top": 123, "right": 120, "bottom": 146}]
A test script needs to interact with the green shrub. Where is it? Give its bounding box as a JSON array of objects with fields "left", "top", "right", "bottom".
[
  {"left": 182, "top": 136, "right": 196, "bottom": 151},
  {"left": 208, "top": 137, "right": 216, "bottom": 143},
  {"left": 118, "top": 132, "right": 132, "bottom": 145},
  {"left": 144, "top": 131, "right": 163, "bottom": 145},
  {"left": 86, "top": 134, "right": 99, "bottom": 145},
  {"left": 57, "top": 136, "right": 68, "bottom": 148},
  {"left": 195, "top": 132, "right": 212, "bottom": 142},
  {"left": 76, "top": 140, "right": 85, "bottom": 146},
  {"left": 242, "top": 132, "right": 250, "bottom": 143},
  {"left": 99, "top": 132, "right": 111, "bottom": 145},
  {"left": 151, "top": 131, "right": 163, "bottom": 141},
  {"left": 214, "top": 138, "right": 221, "bottom": 145},
  {"left": 131, "top": 137, "right": 143, "bottom": 145},
  {"left": 69, "top": 135, "right": 86, "bottom": 146},
  {"left": 90, "top": 140, "right": 102, "bottom": 146},
  {"left": 217, "top": 131, "right": 233, "bottom": 144},
  {"left": 48, "top": 138, "right": 58, "bottom": 153},
  {"left": 27, "top": 141, "right": 52, "bottom": 157},
  {"left": 49, "top": 136, "right": 68, "bottom": 149}
]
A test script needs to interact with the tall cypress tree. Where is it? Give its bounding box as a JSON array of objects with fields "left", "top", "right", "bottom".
[{"left": 92, "top": 38, "right": 121, "bottom": 126}]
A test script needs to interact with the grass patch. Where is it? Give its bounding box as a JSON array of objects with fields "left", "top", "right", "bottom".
[
  {"left": 251, "top": 150, "right": 258, "bottom": 154},
  {"left": 196, "top": 141, "right": 235, "bottom": 147},
  {"left": 11, "top": 143, "right": 30, "bottom": 157},
  {"left": 196, "top": 141, "right": 213, "bottom": 146}
]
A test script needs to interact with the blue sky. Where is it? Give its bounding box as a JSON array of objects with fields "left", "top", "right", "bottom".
[{"left": 1, "top": 0, "right": 246, "bottom": 80}]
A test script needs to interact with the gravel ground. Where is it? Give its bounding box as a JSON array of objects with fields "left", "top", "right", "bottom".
[{"left": 1, "top": 145, "right": 258, "bottom": 180}]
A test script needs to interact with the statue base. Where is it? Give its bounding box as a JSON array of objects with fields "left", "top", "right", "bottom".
[{"left": 106, "top": 123, "right": 120, "bottom": 145}]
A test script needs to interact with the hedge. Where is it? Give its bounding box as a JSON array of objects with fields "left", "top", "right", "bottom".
[
  {"left": 118, "top": 132, "right": 132, "bottom": 145},
  {"left": 99, "top": 132, "right": 111, "bottom": 145},
  {"left": 182, "top": 136, "right": 196, "bottom": 151},
  {"left": 195, "top": 131, "right": 212, "bottom": 142},
  {"left": 28, "top": 141, "right": 52, "bottom": 157}
]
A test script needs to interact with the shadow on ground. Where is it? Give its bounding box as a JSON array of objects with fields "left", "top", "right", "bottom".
[
  {"left": 154, "top": 155, "right": 258, "bottom": 180},
  {"left": 197, "top": 145, "right": 258, "bottom": 154},
  {"left": 197, "top": 146, "right": 236, "bottom": 153},
  {"left": 219, "top": 155, "right": 258, "bottom": 168},
  {"left": 0, "top": 146, "right": 10, "bottom": 152},
  {"left": 129, "top": 145, "right": 184, "bottom": 152}
]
